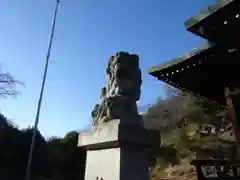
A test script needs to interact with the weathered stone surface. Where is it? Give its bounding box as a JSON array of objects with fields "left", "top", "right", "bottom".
[
  {"left": 84, "top": 149, "right": 121, "bottom": 180},
  {"left": 106, "top": 52, "right": 142, "bottom": 99},
  {"left": 84, "top": 148, "right": 150, "bottom": 180},
  {"left": 78, "top": 119, "right": 160, "bottom": 180},
  {"left": 78, "top": 119, "right": 160, "bottom": 150},
  {"left": 92, "top": 52, "right": 142, "bottom": 126},
  {"left": 80, "top": 52, "right": 160, "bottom": 180}
]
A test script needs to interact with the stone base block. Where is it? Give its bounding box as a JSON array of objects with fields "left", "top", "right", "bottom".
[
  {"left": 78, "top": 119, "right": 160, "bottom": 150},
  {"left": 78, "top": 120, "right": 160, "bottom": 180},
  {"left": 84, "top": 147, "right": 150, "bottom": 180}
]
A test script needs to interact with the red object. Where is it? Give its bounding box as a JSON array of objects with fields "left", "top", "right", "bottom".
[{"left": 225, "top": 94, "right": 240, "bottom": 140}]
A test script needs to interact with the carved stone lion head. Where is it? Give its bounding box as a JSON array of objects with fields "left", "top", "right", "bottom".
[{"left": 106, "top": 52, "right": 142, "bottom": 100}]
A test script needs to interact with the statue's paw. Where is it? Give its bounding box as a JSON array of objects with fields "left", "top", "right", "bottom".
[{"left": 100, "top": 116, "right": 108, "bottom": 123}]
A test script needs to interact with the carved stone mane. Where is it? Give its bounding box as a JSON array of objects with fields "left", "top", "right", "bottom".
[{"left": 91, "top": 52, "right": 142, "bottom": 126}]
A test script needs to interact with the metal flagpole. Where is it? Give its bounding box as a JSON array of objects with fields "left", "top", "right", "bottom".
[{"left": 24, "top": 1, "right": 60, "bottom": 180}]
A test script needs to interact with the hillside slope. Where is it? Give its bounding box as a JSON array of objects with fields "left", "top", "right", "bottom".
[{"left": 150, "top": 128, "right": 236, "bottom": 180}]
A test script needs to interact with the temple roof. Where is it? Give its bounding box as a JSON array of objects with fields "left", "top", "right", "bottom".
[
  {"left": 148, "top": 0, "right": 240, "bottom": 106},
  {"left": 184, "top": 0, "right": 240, "bottom": 44},
  {"left": 148, "top": 43, "right": 213, "bottom": 74},
  {"left": 148, "top": 44, "right": 240, "bottom": 106}
]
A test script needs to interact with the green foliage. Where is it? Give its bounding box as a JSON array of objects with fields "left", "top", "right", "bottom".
[
  {"left": 0, "top": 113, "right": 86, "bottom": 180},
  {"left": 0, "top": 82, "right": 232, "bottom": 180},
  {"left": 145, "top": 85, "right": 231, "bottom": 169}
]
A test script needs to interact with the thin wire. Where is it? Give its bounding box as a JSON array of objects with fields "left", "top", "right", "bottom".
[{"left": 24, "top": 1, "right": 60, "bottom": 180}]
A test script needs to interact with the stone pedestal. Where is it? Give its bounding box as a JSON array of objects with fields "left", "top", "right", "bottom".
[{"left": 78, "top": 119, "right": 160, "bottom": 180}]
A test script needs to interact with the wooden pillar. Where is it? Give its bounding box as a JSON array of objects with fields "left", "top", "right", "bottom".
[{"left": 224, "top": 87, "right": 240, "bottom": 158}]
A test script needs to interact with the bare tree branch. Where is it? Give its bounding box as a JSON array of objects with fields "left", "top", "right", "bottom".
[{"left": 0, "top": 68, "right": 23, "bottom": 98}]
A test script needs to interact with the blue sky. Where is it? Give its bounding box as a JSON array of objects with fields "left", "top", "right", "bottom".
[{"left": 0, "top": 0, "right": 214, "bottom": 137}]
